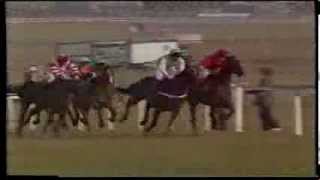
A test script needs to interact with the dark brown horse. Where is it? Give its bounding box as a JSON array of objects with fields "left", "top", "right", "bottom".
[
  {"left": 187, "top": 56, "right": 244, "bottom": 131},
  {"left": 15, "top": 79, "right": 79, "bottom": 137},
  {"left": 70, "top": 64, "right": 122, "bottom": 132},
  {"left": 117, "top": 66, "right": 197, "bottom": 134}
]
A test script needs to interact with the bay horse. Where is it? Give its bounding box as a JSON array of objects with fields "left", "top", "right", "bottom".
[
  {"left": 187, "top": 56, "right": 244, "bottom": 131},
  {"left": 117, "top": 66, "right": 197, "bottom": 135}
]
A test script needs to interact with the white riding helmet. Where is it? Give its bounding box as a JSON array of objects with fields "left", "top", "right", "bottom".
[
  {"left": 169, "top": 48, "right": 182, "bottom": 55},
  {"left": 29, "top": 65, "right": 39, "bottom": 72}
]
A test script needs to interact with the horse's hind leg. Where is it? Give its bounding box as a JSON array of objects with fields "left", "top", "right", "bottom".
[
  {"left": 16, "top": 102, "right": 29, "bottom": 137},
  {"left": 188, "top": 102, "right": 198, "bottom": 134},
  {"left": 140, "top": 102, "right": 151, "bottom": 127},
  {"left": 60, "top": 111, "right": 69, "bottom": 131},
  {"left": 120, "top": 97, "right": 139, "bottom": 122},
  {"left": 32, "top": 112, "right": 41, "bottom": 125},
  {"left": 24, "top": 106, "right": 42, "bottom": 127},
  {"left": 53, "top": 112, "right": 67, "bottom": 136}
]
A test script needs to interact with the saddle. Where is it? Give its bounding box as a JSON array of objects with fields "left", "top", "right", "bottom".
[{"left": 156, "top": 76, "right": 189, "bottom": 98}]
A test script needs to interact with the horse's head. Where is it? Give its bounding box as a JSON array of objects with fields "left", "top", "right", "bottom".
[{"left": 222, "top": 56, "right": 244, "bottom": 77}]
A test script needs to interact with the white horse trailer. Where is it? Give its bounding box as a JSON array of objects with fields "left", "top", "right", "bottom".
[
  {"left": 129, "top": 40, "right": 179, "bottom": 64},
  {"left": 55, "top": 39, "right": 179, "bottom": 65}
]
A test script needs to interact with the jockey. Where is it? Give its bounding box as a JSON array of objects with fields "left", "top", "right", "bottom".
[
  {"left": 79, "top": 57, "right": 98, "bottom": 80},
  {"left": 155, "top": 48, "right": 186, "bottom": 81},
  {"left": 199, "top": 48, "right": 233, "bottom": 79},
  {"left": 49, "top": 54, "right": 80, "bottom": 80}
]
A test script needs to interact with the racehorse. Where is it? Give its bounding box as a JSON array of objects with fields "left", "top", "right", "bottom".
[
  {"left": 15, "top": 79, "right": 79, "bottom": 137},
  {"left": 69, "top": 64, "right": 121, "bottom": 132},
  {"left": 117, "top": 66, "right": 197, "bottom": 135},
  {"left": 187, "top": 55, "right": 244, "bottom": 131}
]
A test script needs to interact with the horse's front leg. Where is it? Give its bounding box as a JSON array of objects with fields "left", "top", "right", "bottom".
[
  {"left": 188, "top": 101, "right": 199, "bottom": 135},
  {"left": 105, "top": 104, "right": 117, "bottom": 131},
  {"left": 67, "top": 103, "right": 78, "bottom": 127},
  {"left": 79, "top": 108, "right": 91, "bottom": 132},
  {"left": 43, "top": 109, "right": 54, "bottom": 135},
  {"left": 96, "top": 106, "right": 105, "bottom": 128},
  {"left": 209, "top": 107, "right": 218, "bottom": 130},
  {"left": 219, "top": 103, "right": 235, "bottom": 131},
  {"left": 165, "top": 109, "right": 180, "bottom": 135}
]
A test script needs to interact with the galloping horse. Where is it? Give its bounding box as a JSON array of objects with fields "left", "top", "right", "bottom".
[
  {"left": 117, "top": 66, "right": 197, "bottom": 134},
  {"left": 188, "top": 56, "right": 244, "bottom": 131},
  {"left": 71, "top": 65, "right": 120, "bottom": 132},
  {"left": 15, "top": 78, "right": 79, "bottom": 137}
]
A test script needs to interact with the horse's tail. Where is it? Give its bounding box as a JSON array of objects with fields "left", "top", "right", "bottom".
[{"left": 116, "top": 76, "right": 156, "bottom": 97}]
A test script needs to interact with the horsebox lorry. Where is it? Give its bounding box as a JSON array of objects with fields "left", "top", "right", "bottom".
[{"left": 55, "top": 39, "right": 180, "bottom": 67}]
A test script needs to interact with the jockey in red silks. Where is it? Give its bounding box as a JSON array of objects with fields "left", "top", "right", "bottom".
[
  {"left": 199, "top": 48, "right": 233, "bottom": 77},
  {"left": 48, "top": 54, "right": 80, "bottom": 81}
]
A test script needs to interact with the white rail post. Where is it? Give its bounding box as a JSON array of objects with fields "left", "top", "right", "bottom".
[
  {"left": 203, "top": 105, "right": 211, "bottom": 131},
  {"left": 7, "top": 95, "right": 20, "bottom": 133},
  {"left": 234, "top": 85, "right": 244, "bottom": 132},
  {"left": 294, "top": 95, "right": 303, "bottom": 136},
  {"left": 137, "top": 100, "right": 146, "bottom": 131}
]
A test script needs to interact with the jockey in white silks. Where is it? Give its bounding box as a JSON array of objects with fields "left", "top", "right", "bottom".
[{"left": 155, "top": 48, "right": 186, "bottom": 81}]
